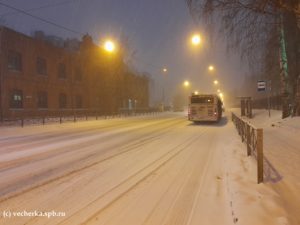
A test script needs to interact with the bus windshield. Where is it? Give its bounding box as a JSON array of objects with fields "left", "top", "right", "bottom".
[{"left": 190, "top": 96, "right": 214, "bottom": 104}]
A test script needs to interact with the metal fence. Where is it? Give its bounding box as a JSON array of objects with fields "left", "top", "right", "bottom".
[
  {"left": 0, "top": 108, "right": 161, "bottom": 127},
  {"left": 252, "top": 95, "right": 282, "bottom": 110},
  {"left": 231, "top": 112, "right": 264, "bottom": 183}
]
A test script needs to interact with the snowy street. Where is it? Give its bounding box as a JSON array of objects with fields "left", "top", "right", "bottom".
[{"left": 0, "top": 112, "right": 299, "bottom": 225}]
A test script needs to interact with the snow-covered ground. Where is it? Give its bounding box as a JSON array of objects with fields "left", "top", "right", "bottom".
[
  {"left": 0, "top": 111, "right": 299, "bottom": 225},
  {"left": 230, "top": 108, "right": 300, "bottom": 225}
]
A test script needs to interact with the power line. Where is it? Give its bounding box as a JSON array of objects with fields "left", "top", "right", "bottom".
[
  {"left": 131, "top": 55, "right": 168, "bottom": 74},
  {"left": 0, "top": 0, "right": 80, "bottom": 17},
  {"left": 0, "top": 1, "right": 171, "bottom": 75},
  {"left": 0, "top": 1, "right": 84, "bottom": 35},
  {"left": 0, "top": 1, "right": 163, "bottom": 74}
]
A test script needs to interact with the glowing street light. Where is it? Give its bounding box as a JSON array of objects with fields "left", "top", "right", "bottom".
[
  {"left": 217, "top": 89, "right": 221, "bottom": 93},
  {"left": 104, "top": 40, "right": 116, "bottom": 53},
  {"left": 213, "top": 80, "right": 219, "bottom": 85},
  {"left": 194, "top": 91, "right": 199, "bottom": 95},
  {"left": 162, "top": 68, "right": 167, "bottom": 73},
  {"left": 219, "top": 92, "right": 224, "bottom": 101},
  {"left": 191, "top": 34, "right": 201, "bottom": 46},
  {"left": 183, "top": 80, "right": 190, "bottom": 87},
  {"left": 208, "top": 65, "right": 215, "bottom": 72}
]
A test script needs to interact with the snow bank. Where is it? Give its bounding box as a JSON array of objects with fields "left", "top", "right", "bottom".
[{"left": 230, "top": 108, "right": 300, "bottom": 225}]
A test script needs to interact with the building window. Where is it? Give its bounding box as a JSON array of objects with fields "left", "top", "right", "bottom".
[
  {"left": 75, "top": 67, "right": 82, "bottom": 81},
  {"left": 36, "top": 57, "right": 47, "bottom": 75},
  {"left": 75, "top": 95, "right": 82, "bottom": 108},
  {"left": 59, "top": 93, "right": 67, "bottom": 108},
  {"left": 37, "top": 91, "right": 48, "bottom": 108},
  {"left": 10, "top": 89, "right": 23, "bottom": 108},
  {"left": 8, "top": 51, "right": 22, "bottom": 71},
  {"left": 58, "top": 63, "right": 66, "bottom": 79}
]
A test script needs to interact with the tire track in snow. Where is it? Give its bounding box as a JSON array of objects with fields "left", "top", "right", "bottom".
[
  {"left": 0, "top": 118, "right": 185, "bottom": 203},
  {"left": 0, "top": 117, "right": 178, "bottom": 154},
  {"left": 0, "top": 117, "right": 180, "bottom": 171},
  {"left": 56, "top": 129, "right": 208, "bottom": 225}
]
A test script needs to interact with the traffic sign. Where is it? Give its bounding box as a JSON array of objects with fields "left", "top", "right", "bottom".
[{"left": 257, "top": 81, "right": 266, "bottom": 92}]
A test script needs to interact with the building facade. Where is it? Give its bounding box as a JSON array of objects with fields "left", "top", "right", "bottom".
[{"left": 0, "top": 26, "right": 149, "bottom": 120}]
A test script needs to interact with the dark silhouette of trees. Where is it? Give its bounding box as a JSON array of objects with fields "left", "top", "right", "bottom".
[{"left": 186, "top": 0, "right": 300, "bottom": 116}]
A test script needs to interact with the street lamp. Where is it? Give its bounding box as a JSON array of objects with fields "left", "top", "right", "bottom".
[
  {"left": 183, "top": 80, "right": 190, "bottom": 87},
  {"left": 103, "top": 40, "right": 116, "bottom": 53},
  {"left": 208, "top": 65, "right": 215, "bottom": 72},
  {"left": 191, "top": 34, "right": 201, "bottom": 46},
  {"left": 219, "top": 93, "right": 224, "bottom": 101},
  {"left": 213, "top": 80, "right": 219, "bottom": 85},
  {"left": 161, "top": 67, "right": 168, "bottom": 111}
]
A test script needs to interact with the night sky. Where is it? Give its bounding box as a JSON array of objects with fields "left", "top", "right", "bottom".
[{"left": 0, "top": 0, "right": 247, "bottom": 105}]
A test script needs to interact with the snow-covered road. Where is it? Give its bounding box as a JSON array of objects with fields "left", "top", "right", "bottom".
[{"left": 0, "top": 112, "right": 297, "bottom": 225}]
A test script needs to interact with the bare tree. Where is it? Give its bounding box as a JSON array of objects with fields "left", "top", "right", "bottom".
[
  {"left": 186, "top": 0, "right": 300, "bottom": 116},
  {"left": 186, "top": 0, "right": 280, "bottom": 65}
]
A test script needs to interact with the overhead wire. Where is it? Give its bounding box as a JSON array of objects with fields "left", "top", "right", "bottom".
[
  {"left": 0, "top": 0, "right": 81, "bottom": 17},
  {"left": 0, "top": 0, "right": 174, "bottom": 75},
  {"left": 0, "top": 1, "right": 84, "bottom": 35}
]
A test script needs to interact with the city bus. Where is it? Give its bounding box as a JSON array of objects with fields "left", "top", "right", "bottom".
[{"left": 188, "top": 94, "right": 223, "bottom": 122}]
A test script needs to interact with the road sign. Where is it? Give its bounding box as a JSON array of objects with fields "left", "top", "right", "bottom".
[{"left": 257, "top": 81, "right": 266, "bottom": 92}]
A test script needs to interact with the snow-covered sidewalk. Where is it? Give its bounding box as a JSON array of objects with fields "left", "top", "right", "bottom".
[{"left": 230, "top": 108, "right": 300, "bottom": 225}]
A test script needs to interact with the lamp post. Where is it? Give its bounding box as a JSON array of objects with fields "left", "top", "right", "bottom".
[
  {"left": 183, "top": 80, "right": 191, "bottom": 109},
  {"left": 102, "top": 38, "right": 119, "bottom": 114},
  {"left": 183, "top": 80, "right": 190, "bottom": 87},
  {"left": 208, "top": 65, "right": 215, "bottom": 72},
  {"left": 191, "top": 34, "right": 201, "bottom": 46},
  {"left": 161, "top": 67, "right": 168, "bottom": 111},
  {"left": 103, "top": 40, "right": 116, "bottom": 53}
]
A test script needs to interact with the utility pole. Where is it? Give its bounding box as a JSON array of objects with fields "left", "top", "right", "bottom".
[{"left": 267, "top": 80, "right": 272, "bottom": 118}]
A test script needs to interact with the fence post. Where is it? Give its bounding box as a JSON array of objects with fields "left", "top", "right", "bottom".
[
  {"left": 247, "top": 124, "right": 251, "bottom": 156},
  {"left": 242, "top": 122, "right": 245, "bottom": 142},
  {"left": 257, "top": 128, "right": 264, "bottom": 183}
]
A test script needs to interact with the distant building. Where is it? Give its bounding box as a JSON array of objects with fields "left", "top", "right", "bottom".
[{"left": 0, "top": 26, "right": 149, "bottom": 120}]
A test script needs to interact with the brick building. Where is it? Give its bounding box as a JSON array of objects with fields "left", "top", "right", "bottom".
[{"left": 0, "top": 26, "right": 149, "bottom": 120}]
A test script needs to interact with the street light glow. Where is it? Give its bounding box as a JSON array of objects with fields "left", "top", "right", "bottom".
[
  {"left": 217, "top": 89, "right": 221, "bottom": 93},
  {"left": 163, "top": 68, "right": 167, "bottom": 73},
  {"left": 208, "top": 65, "right": 214, "bottom": 71},
  {"left": 104, "top": 40, "right": 115, "bottom": 52},
  {"left": 183, "top": 80, "right": 190, "bottom": 87},
  {"left": 214, "top": 80, "right": 219, "bottom": 85},
  {"left": 219, "top": 93, "right": 224, "bottom": 101},
  {"left": 194, "top": 91, "right": 199, "bottom": 95},
  {"left": 191, "top": 34, "right": 201, "bottom": 46}
]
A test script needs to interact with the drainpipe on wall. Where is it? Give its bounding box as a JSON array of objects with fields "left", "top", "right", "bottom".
[
  {"left": 0, "top": 26, "right": 4, "bottom": 122},
  {"left": 279, "top": 13, "right": 292, "bottom": 118}
]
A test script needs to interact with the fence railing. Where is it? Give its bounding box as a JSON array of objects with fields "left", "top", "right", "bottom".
[
  {"left": 0, "top": 108, "right": 161, "bottom": 127},
  {"left": 252, "top": 95, "right": 282, "bottom": 110},
  {"left": 231, "top": 112, "right": 264, "bottom": 183}
]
